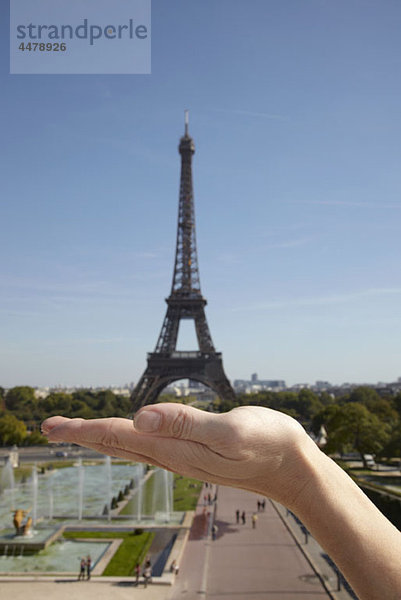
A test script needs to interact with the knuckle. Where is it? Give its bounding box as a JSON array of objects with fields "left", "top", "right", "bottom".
[
  {"left": 100, "top": 419, "right": 119, "bottom": 448},
  {"left": 170, "top": 408, "right": 193, "bottom": 439}
]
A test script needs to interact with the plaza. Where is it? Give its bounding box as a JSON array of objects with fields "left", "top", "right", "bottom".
[{"left": 0, "top": 483, "right": 355, "bottom": 600}]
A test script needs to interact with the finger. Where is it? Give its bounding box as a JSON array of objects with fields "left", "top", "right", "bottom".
[
  {"left": 42, "top": 415, "right": 226, "bottom": 482},
  {"left": 43, "top": 417, "right": 136, "bottom": 449},
  {"left": 42, "top": 416, "right": 167, "bottom": 466},
  {"left": 42, "top": 417, "right": 172, "bottom": 465}
]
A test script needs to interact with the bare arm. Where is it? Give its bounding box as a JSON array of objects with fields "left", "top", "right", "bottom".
[{"left": 42, "top": 403, "right": 401, "bottom": 599}]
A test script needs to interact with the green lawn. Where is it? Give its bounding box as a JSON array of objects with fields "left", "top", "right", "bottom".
[
  {"left": 63, "top": 530, "right": 155, "bottom": 576},
  {"left": 173, "top": 475, "right": 203, "bottom": 511}
]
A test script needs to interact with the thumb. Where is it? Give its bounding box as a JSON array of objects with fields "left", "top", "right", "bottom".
[{"left": 133, "top": 402, "right": 226, "bottom": 444}]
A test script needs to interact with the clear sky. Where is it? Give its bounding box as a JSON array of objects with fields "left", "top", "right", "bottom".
[{"left": 1, "top": 0, "right": 401, "bottom": 388}]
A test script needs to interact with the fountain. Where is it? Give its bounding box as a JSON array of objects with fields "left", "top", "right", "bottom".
[
  {"left": 134, "top": 463, "right": 145, "bottom": 522},
  {"left": 104, "top": 455, "right": 112, "bottom": 521},
  {"left": 152, "top": 468, "right": 173, "bottom": 522},
  {"left": 31, "top": 466, "right": 38, "bottom": 526},
  {"left": 48, "top": 473, "right": 54, "bottom": 522},
  {"left": 77, "top": 459, "right": 84, "bottom": 521},
  {"left": 0, "top": 460, "right": 15, "bottom": 510},
  {"left": 0, "top": 459, "right": 181, "bottom": 574}
]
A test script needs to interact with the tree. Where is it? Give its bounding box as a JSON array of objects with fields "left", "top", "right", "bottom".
[
  {"left": 348, "top": 387, "right": 398, "bottom": 425},
  {"left": 0, "top": 414, "right": 27, "bottom": 446},
  {"left": 38, "top": 392, "right": 73, "bottom": 417},
  {"left": 25, "top": 429, "right": 48, "bottom": 446},
  {"left": 347, "top": 386, "right": 381, "bottom": 406},
  {"left": 5, "top": 386, "right": 36, "bottom": 411},
  {"left": 316, "top": 402, "right": 390, "bottom": 460},
  {"left": 297, "top": 389, "right": 324, "bottom": 420}
]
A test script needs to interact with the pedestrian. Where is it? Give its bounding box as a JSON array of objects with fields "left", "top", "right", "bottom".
[
  {"left": 212, "top": 523, "right": 218, "bottom": 540},
  {"left": 208, "top": 492, "right": 211, "bottom": 505},
  {"left": 143, "top": 564, "right": 152, "bottom": 587},
  {"left": 241, "top": 510, "right": 246, "bottom": 524},
  {"left": 86, "top": 555, "right": 92, "bottom": 580},
  {"left": 257, "top": 500, "right": 261, "bottom": 512},
  {"left": 134, "top": 562, "right": 141, "bottom": 585},
  {"left": 170, "top": 559, "right": 179, "bottom": 575},
  {"left": 262, "top": 499, "right": 266, "bottom": 511},
  {"left": 78, "top": 557, "right": 86, "bottom": 581},
  {"left": 235, "top": 509, "right": 240, "bottom": 523},
  {"left": 252, "top": 513, "right": 258, "bottom": 529}
]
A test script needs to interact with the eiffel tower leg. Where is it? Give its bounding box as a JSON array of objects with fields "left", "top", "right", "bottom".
[
  {"left": 200, "top": 359, "right": 237, "bottom": 403},
  {"left": 130, "top": 372, "right": 166, "bottom": 412}
]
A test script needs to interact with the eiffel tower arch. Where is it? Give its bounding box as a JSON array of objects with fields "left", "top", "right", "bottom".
[{"left": 131, "top": 113, "right": 236, "bottom": 412}]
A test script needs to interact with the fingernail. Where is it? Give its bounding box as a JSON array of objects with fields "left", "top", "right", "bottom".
[{"left": 134, "top": 410, "right": 161, "bottom": 433}]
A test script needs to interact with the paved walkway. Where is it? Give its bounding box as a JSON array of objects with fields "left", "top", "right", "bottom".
[{"left": 168, "top": 485, "right": 333, "bottom": 600}]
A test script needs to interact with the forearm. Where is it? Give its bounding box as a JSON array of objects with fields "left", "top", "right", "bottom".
[{"left": 284, "top": 442, "right": 401, "bottom": 600}]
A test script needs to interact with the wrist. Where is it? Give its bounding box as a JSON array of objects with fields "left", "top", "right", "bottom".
[
  {"left": 279, "top": 433, "right": 326, "bottom": 511},
  {"left": 251, "top": 427, "right": 325, "bottom": 510}
]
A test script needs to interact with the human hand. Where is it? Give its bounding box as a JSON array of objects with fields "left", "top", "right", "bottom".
[{"left": 41, "top": 403, "right": 318, "bottom": 508}]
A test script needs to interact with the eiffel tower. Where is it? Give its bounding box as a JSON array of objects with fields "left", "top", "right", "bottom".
[{"left": 131, "top": 113, "right": 236, "bottom": 412}]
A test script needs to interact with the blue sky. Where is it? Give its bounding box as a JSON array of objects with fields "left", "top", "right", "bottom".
[{"left": 1, "top": 0, "right": 401, "bottom": 388}]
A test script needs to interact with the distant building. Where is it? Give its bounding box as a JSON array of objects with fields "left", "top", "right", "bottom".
[
  {"left": 233, "top": 375, "right": 286, "bottom": 394},
  {"left": 290, "top": 383, "right": 310, "bottom": 391},
  {"left": 314, "top": 381, "right": 332, "bottom": 391}
]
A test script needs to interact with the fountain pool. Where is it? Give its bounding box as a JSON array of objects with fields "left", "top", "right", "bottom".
[
  {"left": 0, "top": 539, "right": 110, "bottom": 573},
  {"left": 0, "top": 462, "right": 145, "bottom": 527}
]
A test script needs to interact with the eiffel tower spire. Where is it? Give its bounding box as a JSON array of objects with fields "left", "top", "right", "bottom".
[
  {"left": 170, "top": 110, "right": 200, "bottom": 296},
  {"left": 131, "top": 114, "right": 236, "bottom": 411}
]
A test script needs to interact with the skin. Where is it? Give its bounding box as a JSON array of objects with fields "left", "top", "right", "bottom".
[{"left": 42, "top": 403, "right": 401, "bottom": 600}]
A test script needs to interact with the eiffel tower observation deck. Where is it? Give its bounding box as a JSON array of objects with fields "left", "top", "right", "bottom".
[{"left": 131, "top": 113, "right": 236, "bottom": 412}]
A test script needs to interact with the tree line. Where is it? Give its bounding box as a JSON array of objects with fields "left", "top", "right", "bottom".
[
  {"left": 0, "top": 385, "right": 400, "bottom": 460},
  {"left": 0, "top": 386, "right": 132, "bottom": 446}
]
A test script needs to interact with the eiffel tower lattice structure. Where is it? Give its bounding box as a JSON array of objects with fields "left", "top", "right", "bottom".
[{"left": 131, "top": 114, "right": 236, "bottom": 412}]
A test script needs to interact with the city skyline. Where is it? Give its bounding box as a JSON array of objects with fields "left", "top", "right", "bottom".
[{"left": 1, "top": 1, "right": 401, "bottom": 388}]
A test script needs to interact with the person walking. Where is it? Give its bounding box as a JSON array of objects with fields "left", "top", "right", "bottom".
[
  {"left": 170, "top": 559, "right": 179, "bottom": 575},
  {"left": 134, "top": 562, "right": 141, "bottom": 585},
  {"left": 241, "top": 510, "right": 246, "bottom": 524},
  {"left": 252, "top": 513, "right": 258, "bottom": 529},
  {"left": 78, "top": 557, "right": 86, "bottom": 581},
  {"left": 86, "top": 555, "right": 92, "bottom": 580},
  {"left": 143, "top": 564, "right": 152, "bottom": 587},
  {"left": 212, "top": 523, "right": 218, "bottom": 540},
  {"left": 235, "top": 509, "right": 240, "bottom": 523}
]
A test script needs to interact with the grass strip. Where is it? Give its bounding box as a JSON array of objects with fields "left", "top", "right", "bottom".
[{"left": 63, "top": 530, "right": 155, "bottom": 576}]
